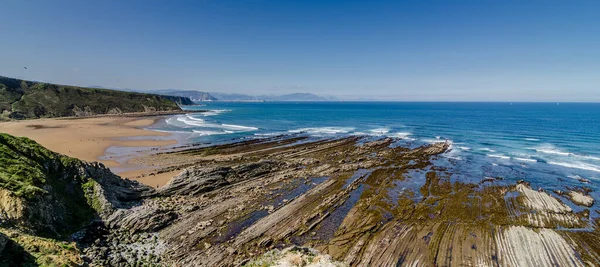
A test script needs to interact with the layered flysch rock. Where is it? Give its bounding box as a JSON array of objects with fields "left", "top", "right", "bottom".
[
  {"left": 508, "top": 183, "right": 583, "bottom": 228},
  {"left": 1, "top": 132, "right": 599, "bottom": 266},
  {"left": 75, "top": 135, "right": 599, "bottom": 267},
  {"left": 568, "top": 190, "right": 595, "bottom": 207},
  {"left": 495, "top": 226, "right": 584, "bottom": 267}
]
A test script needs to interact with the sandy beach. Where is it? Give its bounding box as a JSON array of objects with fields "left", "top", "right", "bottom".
[{"left": 0, "top": 116, "right": 179, "bottom": 186}]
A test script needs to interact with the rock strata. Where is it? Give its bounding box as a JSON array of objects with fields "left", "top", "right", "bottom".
[
  {"left": 567, "top": 190, "right": 595, "bottom": 207},
  {"left": 2, "top": 133, "right": 599, "bottom": 266}
]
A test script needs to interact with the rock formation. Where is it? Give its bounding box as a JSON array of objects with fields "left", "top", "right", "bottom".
[{"left": 1, "top": 133, "right": 599, "bottom": 266}]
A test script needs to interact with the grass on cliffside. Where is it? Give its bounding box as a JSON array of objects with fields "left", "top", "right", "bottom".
[
  {"left": 0, "top": 133, "right": 57, "bottom": 198},
  {"left": 0, "top": 228, "right": 82, "bottom": 267},
  {"left": 0, "top": 133, "right": 100, "bottom": 238}
]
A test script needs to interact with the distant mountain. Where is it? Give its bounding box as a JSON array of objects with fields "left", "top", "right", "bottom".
[
  {"left": 270, "top": 93, "right": 332, "bottom": 101},
  {"left": 0, "top": 76, "right": 190, "bottom": 120},
  {"left": 208, "top": 92, "right": 335, "bottom": 101},
  {"left": 153, "top": 89, "right": 217, "bottom": 101},
  {"left": 90, "top": 86, "right": 334, "bottom": 102},
  {"left": 208, "top": 92, "right": 259, "bottom": 101}
]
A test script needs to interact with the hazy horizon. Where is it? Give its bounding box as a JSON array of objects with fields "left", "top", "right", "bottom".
[{"left": 1, "top": 1, "right": 599, "bottom": 102}]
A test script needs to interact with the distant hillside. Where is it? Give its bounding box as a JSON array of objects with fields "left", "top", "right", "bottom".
[
  {"left": 271, "top": 93, "right": 333, "bottom": 101},
  {"left": 209, "top": 92, "right": 260, "bottom": 101},
  {"left": 209, "top": 92, "right": 335, "bottom": 101},
  {"left": 153, "top": 89, "right": 217, "bottom": 101},
  {"left": 0, "top": 76, "right": 192, "bottom": 120}
]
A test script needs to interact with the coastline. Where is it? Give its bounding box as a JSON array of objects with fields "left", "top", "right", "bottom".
[{"left": 0, "top": 115, "right": 182, "bottom": 186}]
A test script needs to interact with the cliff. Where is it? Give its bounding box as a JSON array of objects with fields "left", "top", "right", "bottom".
[
  {"left": 153, "top": 89, "right": 217, "bottom": 101},
  {"left": 0, "top": 76, "right": 192, "bottom": 120},
  {"left": 0, "top": 133, "right": 154, "bottom": 266}
]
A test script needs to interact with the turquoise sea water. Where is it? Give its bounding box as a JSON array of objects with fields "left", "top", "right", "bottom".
[{"left": 149, "top": 102, "right": 600, "bottom": 210}]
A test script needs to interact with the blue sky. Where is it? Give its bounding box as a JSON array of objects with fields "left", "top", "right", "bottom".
[{"left": 1, "top": 1, "right": 599, "bottom": 101}]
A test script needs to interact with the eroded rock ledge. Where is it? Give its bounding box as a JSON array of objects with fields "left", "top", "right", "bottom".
[
  {"left": 3, "top": 133, "right": 597, "bottom": 266},
  {"left": 77, "top": 136, "right": 599, "bottom": 267}
]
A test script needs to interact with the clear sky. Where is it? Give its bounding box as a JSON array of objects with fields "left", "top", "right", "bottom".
[{"left": 1, "top": 1, "right": 599, "bottom": 101}]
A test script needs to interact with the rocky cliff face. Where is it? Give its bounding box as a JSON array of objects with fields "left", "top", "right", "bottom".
[
  {"left": 153, "top": 90, "right": 217, "bottom": 102},
  {"left": 0, "top": 133, "right": 154, "bottom": 265},
  {"left": 0, "top": 76, "right": 190, "bottom": 120},
  {"left": 160, "top": 95, "right": 195, "bottom": 105}
]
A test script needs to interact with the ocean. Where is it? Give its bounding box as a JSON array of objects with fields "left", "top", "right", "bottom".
[{"left": 149, "top": 102, "right": 600, "bottom": 211}]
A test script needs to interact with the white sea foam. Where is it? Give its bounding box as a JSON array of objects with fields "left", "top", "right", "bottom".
[
  {"left": 480, "top": 148, "right": 496, "bottom": 153},
  {"left": 422, "top": 138, "right": 447, "bottom": 143},
  {"left": 548, "top": 161, "right": 600, "bottom": 173},
  {"left": 166, "top": 115, "right": 257, "bottom": 133},
  {"left": 192, "top": 130, "right": 231, "bottom": 136},
  {"left": 202, "top": 109, "right": 231, "bottom": 116},
  {"left": 567, "top": 174, "right": 585, "bottom": 180},
  {"left": 221, "top": 124, "right": 258, "bottom": 131},
  {"left": 488, "top": 154, "right": 510, "bottom": 160},
  {"left": 393, "top": 132, "right": 412, "bottom": 138},
  {"left": 351, "top": 130, "right": 412, "bottom": 139},
  {"left": 457, "top": 146, "right": 471, "bottom": 151},
  {"left": 289, "top": 127, "right": 354, "bottom": 134},
  {"left": 254, "top": 132, "right": 282, "bottom": 136},
  {"left": 369, "top": 128, "right": 390, "bottom": 135},
  {"left": 533, "top": 144, "right": 600, "bottom": 162},
  {"left": 566, "top": 175, "right": 597, "bottom": 182},
  {"left": 185, "top": 115, "right": 205, "bottom": 121},
  {"left": 584, "top": 155, "right": 600, "bottom": 161},
  {"left": 172, "top": 115, "right": 208, "bottom": 127},
  {"left": 514, "top": 157, "right": 537, "bottom": 163},
  {"left": 536, "top": 149, "right": 571, "bottom": 156},
  {"left": 525, "top": 138, "right": 540, "bottom": 141},
  {"left": 150, "top": 129, "right": 193, "bottom": 134},
  {"left": 534, "top": 144, "right": 572, "bottom": 156}
]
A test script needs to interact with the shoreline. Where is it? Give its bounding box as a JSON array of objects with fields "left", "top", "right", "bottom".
[{"left": 0, "top": 114, "right": 185, "bottom": 186}]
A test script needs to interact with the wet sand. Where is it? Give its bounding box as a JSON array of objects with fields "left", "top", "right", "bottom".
[
  {"left": 117, "top": 169, "right": 181, "bottom": 189},
  {"left": 0, "top": 116, "right": 179, "bottom": 185}
]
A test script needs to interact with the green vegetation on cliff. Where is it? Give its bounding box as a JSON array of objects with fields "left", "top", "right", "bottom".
[
  {"left": 0, "top": 134, "right": 57, "bottom": 198},
  {"left": 0, "top": 133, "right": 154, "bottom": 266},
  {"left": 0, "top": 76, "right": 192, "bottom": 120},
  {"left": 0, "top": 133, "right": 153, "bottom": 237},
  {"left": 0, "top": 134, "right": 98, "bottom": 237}
]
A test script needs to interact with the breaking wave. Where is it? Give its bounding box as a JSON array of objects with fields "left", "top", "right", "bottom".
[
  {"left": 533, "top": 144, "right": 600, "bottom": 162},
  {"left": 488, "top": 154, "right": 510, "bottom": 160},
  {"left": 289, "top": 127, "right": 355, "bottom": 134},
  {"left": 202, "top": 109, "right": 231, "bottom": 116},
  {"left": 548, "top": 161, "right": 600, "bottom": 173},
  {"left": 165, "top": 114, "right": 258, "bottom": 136}
]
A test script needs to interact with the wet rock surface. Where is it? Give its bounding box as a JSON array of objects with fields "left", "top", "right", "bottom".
[{"left": 74, "top": 136, "right": 599, "bottom": 266}]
